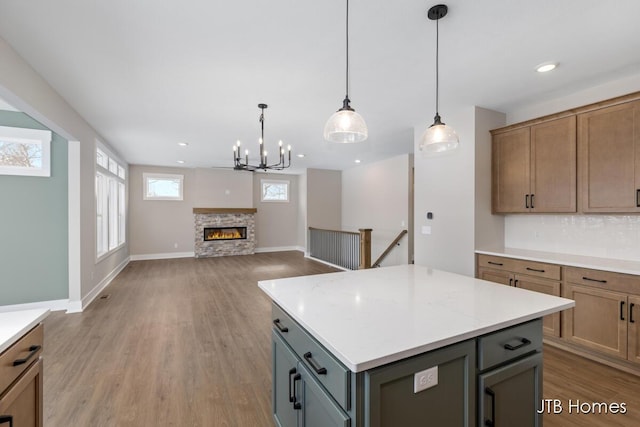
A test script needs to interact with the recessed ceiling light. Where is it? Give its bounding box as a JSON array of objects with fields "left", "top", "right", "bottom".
[
  {"left": 354, "top": 159, "right": 361, "bottom": 164},
  {"left": 177, "top": 160, "right": 185, "bottom": 164},
  {"left": 297, "top": 154, "right": 305, "bottom": 158},
  {"left": 178, "top": 142, "right": 189, "bottom": 147},
  {"left": 535, "top": 62, "right": 558, "bottom": 73}
]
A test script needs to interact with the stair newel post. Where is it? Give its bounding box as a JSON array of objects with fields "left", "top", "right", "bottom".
[{"left": 359, "top": 228, "right": 372, "bottom": 269}]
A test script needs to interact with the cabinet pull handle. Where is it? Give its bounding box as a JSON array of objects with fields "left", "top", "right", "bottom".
[
  {"left": 509, "top": 278, "right": 513, "bottom": 287},
  {"left": 484, "top": 387, "right": 495, "bottom": 427},
  {"left": 526, "top": 267, "right": 545, "bottom": 273},
  {"left": 637, "top": 189, "right": 640, "bottom": 207},
  {"left": 621, "top": 301, "right": 626, "bottom": 321},
  {"left": 631, "top": 303, "right": 636, "bottom": 324},
  {"left": 531, "top": 194, "right": 535, "bottom": 209},
  {"left": 514, "top": 279, "right": 519, "bottom": 287},
  {"left": 303, "top": 352, "right": 327, "bottom": 375},
  {"left": 288, "top": 368, "right": 297, "bottom": 403},
  {"left": 273, "top": 319, "right": 288, "bottom": 333},
  {"left": 582, "top": 276, "right": 607, "bottom": 284},
  {"left": 525, "top": 194, "right": 530, "bottom": 209},
  {"left": 504, "top": 337, "right": 531, "bottom": 351},
  {"left": 0, "top": 416, "right": 13, "bottom": 427},
  {"left": 292, "top": 373, "right": 302, "bottom": 410},
  {"left": 487, "top": 261, "right": 503, "bottom": 266},
  {"left": 12, "top": 345, "right": 41, "bottom": 366}
]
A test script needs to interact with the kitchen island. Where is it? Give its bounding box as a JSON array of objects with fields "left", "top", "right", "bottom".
[{"left": 259, "top": 265, "right": 574, "bottom": 427}]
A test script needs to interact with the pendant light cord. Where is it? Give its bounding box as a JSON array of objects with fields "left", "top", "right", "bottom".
[
  {"left": 435, "top": 15, "right": 439, "bottom": 116},
  {"left": 345, "top": 0, "right": 350, "bottom": 99}
]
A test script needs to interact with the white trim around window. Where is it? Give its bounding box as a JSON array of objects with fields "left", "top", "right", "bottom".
[
  {"left": 261, "top": 179, "right": 290, "bottom": 202},
  {"left": 143, "top": 172, "right": 184, "bottom": 201},
  {"left": 0, "top": 125, "right": 52, "bottom": 177}
]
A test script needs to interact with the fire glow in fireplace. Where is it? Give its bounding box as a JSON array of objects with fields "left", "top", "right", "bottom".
[{"left": 203, "top": 227, "right": 247, "bottom": 241}]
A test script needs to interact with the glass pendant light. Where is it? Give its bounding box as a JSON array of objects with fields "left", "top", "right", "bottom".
[
  {"left": 419, "top": 4, "right": 459, "bottom": 154},
  {"left": 324, "top": 0, "right": 368, "bottom": 143}
]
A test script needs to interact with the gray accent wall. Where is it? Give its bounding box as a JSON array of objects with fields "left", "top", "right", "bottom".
[{"left": 0, "top": 111, "right": 68, "bottom": 305}]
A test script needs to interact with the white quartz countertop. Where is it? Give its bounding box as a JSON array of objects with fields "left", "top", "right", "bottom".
[
  {"left": 258, "top": 265, "right": 574, "bottom": 372},
  {"left": 0, "top": 309, "right": 49, "bottom": 354},
  {"left": 476, "top": 247, "right": 640, "bottom": 276}
]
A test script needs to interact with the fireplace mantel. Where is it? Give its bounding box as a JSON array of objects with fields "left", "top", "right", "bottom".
[{"left": 193, "top": 208, "right": 257, "bottom": 214}]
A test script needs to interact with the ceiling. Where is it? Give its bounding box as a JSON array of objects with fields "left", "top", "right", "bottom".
[{"left": 1, "top": 0, "right": 639, "bottom": 173}]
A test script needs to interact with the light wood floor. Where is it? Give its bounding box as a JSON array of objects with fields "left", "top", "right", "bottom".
[{"left": 41, "top": 252, "right": 640, "bottom": 426}]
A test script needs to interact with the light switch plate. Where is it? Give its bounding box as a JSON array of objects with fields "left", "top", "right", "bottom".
[
  {"left": 414, "top": 366, "right": 438, "bottom": 393},
  {"left": 421, "top": 225, "right": 432, "bottom": 235}
]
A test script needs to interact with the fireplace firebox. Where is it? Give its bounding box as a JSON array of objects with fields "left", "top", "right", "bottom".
[{"left": 203, "top": 226, "right": 247, "bottom": 241}]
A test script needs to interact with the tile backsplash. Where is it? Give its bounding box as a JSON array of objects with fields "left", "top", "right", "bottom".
[{"left": 505, "top": 215, "right": 640, "bottom": 261}]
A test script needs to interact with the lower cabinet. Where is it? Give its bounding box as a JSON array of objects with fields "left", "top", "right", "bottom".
[
  {"left": 478, "top": 353, "right": 542, "bottom": 427},
  {"left": 0, "top": 324, "right": 44, "bottom": 427},
  {"left": 272, "top": 303, "right": 544, "bottom": 427},
  {"left": 273, "top": 331, "right": 349, "bottom": 427}
]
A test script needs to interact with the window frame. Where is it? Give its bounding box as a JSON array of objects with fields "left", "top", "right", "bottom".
[
  {"left": 143, "top": 172, "right": 184, "bottom": 201},
  {"left": 0, "top": 125, "right": 52, "bottom": 177},
  {"left": 261, "top": 179, "right": 290, "bottom": 203},
  {"left": 96, "top": 146, "right": 126, "bottom": 259}
]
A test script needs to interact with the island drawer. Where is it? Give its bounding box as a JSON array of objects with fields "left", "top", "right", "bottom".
[
  {"left": 0, "top": 323, "right": 43, "bottom": 393},
  {"left": 477, "top": 254, "right": 561, "bottom": 281},
  {"left": 477, "top": 319, "right": 542, "bottom": 371},
  {"left": 271, "top": 304, "right": 350, "bottom": 409}
]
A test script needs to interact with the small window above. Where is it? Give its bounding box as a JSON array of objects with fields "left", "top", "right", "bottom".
[
  {"left": 261, "top": 179, "right": 289, "bottom": 202},
  {"left": 0, "top": 125, "right": 52, "bottom": 177},
  {"left": 143, "top": 173, "right": 184, "bottom": 201}
]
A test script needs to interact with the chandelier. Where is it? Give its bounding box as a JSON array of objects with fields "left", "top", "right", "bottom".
[{"left": 233, "top": 103, "right": 291, "bottom": 171}]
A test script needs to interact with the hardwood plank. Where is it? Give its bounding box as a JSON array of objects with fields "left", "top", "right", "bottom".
[
  {"left": 543, "top": 344, "right": 640, "bottom": 427},
  {"left": 42, "top": 251, "right": 640, "bottom": 426},
  {"left": 42, "top": 251, "right": 338, "bottom": 427}
]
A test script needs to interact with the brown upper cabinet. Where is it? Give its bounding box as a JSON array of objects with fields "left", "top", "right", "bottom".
[
  {"left": 492, "top": 116, "right": 577, "bottom": 213},
  {"left": 578, "top": 99, "right": 640, "bottom": 213}
]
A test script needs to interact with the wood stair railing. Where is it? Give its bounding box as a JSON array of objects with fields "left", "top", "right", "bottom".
[{"left": 372, "top": 230, "right": 408, "bottom": 268}]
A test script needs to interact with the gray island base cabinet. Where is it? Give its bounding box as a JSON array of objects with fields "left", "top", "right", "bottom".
[
  {"left": 259, "top": 265, "right": 573, "bottom": 427},
  {"left": 271, "top": 302, "right": 543, "bottom": 427}
]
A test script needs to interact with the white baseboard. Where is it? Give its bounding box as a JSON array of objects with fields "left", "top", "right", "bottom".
[
  {"left": 130, "top": 251, "right": 195, "bottom": 261},
  {"left": 0, "top": 299, "right": 70, "bottom": 313},
  {"left": 304, "top": 255, "right": 350, "bottom": 271},
  {"left": 80, "top": 256, "right": 130, "bottom": 310},
  {"left": 255, "top": 246, "right": 305, "bottom": 253}
]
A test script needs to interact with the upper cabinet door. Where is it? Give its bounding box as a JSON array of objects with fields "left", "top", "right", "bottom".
[
  {"left": 492, "top": 127, "right": 531, "bottom": 213},
  {"left": 579, "top": 100, "right": 640, "bottom": 213},
  {"left": 530, "top": 116, "right": 577, "bottom": 213}
]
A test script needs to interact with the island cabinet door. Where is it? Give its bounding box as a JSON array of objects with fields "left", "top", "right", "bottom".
[
  {"left": 297, "top": 363, "right": 350, "bottom": 427},
  {"left": 365, "top": 339, "right": 475, "bottom": 427},
  {"left": 273, "top": 331, "right": 300, "bottom": 427},
  {"left": 478, "top": 352, "right": 542, "bottom": 427}
]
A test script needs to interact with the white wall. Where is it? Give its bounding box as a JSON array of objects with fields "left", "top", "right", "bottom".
[
  {"left": 503, "top": 71, "right": 640, "bottom": 261},
  {"left": 253, "top": 172, "right": 300, "bottom": 251},
  {"left": 342, "top": 154, "right": 411, "bottom": 266},
  {"left": 413, "top": 107, "right": 476, "bottom": 275},
  {"left": 413, "top": 107, "right": 506, "bottom": 276}
]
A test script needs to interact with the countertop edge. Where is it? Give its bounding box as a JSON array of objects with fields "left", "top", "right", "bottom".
[
  {"left": 0, "top": 309, "right": 50, "bottom": 354},
  {"left": 476, "top": 248, "right": 640, "bottom": 276},
  {"left": 261, "top": 282, "right": 574, "bottom": 373}
]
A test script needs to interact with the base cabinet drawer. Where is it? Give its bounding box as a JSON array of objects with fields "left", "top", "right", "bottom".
[{"left": 0, "top": 355, "right": 43, "bottom": 427}]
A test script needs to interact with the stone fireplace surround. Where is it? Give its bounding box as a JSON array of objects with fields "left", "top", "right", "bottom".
[{"left": 193, "top": 208, "right": 257, "bottom": 258}]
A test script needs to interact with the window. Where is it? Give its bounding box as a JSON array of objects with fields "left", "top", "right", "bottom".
[
  {"left": 0, "top": 125, "right": 52, "bottom": 177},
  {"left": 261, "top": 179, "right": 289, "bottom": 202},
  {"left": 143, "top": 173, "right": 184, "bottom": 200},
  {"left": 96, "top": 146, "right": 126, "bottom": 258}
]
